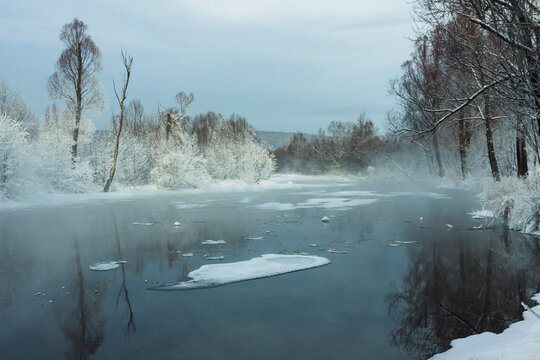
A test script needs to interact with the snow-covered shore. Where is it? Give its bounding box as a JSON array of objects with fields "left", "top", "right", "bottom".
[{"left": 431, "top": 294, "right": 540, "bottom": 360}]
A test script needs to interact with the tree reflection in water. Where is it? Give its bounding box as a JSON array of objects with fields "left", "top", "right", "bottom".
[
  {"left": 56, "top": 238, "right": 107, "bottom": 360},
  {"left": 113, "top": 215, "right": 136, "bottom": 339},
  {"left": 387, "top": 229, "right": 540, "bottom": 359}
]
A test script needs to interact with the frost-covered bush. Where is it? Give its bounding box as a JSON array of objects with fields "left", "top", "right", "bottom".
[
  {"left": 0, "top": 113, "right": 33, "bottom": 199},
  {"left": 482, "top": 169, "right": 540, "bottom": 234},
  {"left": 35, "top": 115, "right": 94, "bottom": 193},
  {"left": 150, "top": 136, "right": 210, "bottom": 189}
]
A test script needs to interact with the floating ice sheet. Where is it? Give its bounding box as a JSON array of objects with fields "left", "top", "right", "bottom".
[
  {"left": 151, "top": 254, "right": 330, "bottom": 290},
  {"left": 132, "top": 222, "right": 156, "bottom": 226},
  {"left": 89, "top": 261, "right": 126, "bottom": 271},
  {"left": 201, "top": 240, "right": 226, "bottom": 245},
  {"left": 253, "top": 198, "right": 378, "bottom": 211},
  {"left": 468, "top": 210, "right": 495, "bottom": 219}
]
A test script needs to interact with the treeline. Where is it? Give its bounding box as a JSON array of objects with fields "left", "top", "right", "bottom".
[
  {"left": 0, "top": 17, "right": 274, "bottom": 200},
  {"left": 0, "top": 82, "right": 274, "bottom": 199},
  {"left": 273, "top": 115, "right": 385, "bottom": 174},
  {"left": 388, "top": 0, "right": 540, "bottom": 181}
]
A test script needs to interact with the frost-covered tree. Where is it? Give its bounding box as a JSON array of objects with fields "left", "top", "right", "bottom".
[
  {"left": 48, "top": 18, "right": 103, "bottom": 163},
  {"left": 35, "top": 111, "right": 94, "bottom": 193},
  {"left": 0, "top": 113, "right": 32, "bottom": 199},
  {"left": 0, "top": 80, "right": 34, "bottom": 124},
  {"left": 150, "top": 135, "right": 210, "bottom": 189}
]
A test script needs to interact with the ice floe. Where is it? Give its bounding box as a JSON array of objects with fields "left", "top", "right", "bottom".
[
  {"left": 173, "top": 221, "right": 181, "bottom": 226},
  {"left": 246, "top": 236, "right": 264, "bottom": 240},
  {"left": 205, "top": 256, "right": 225, "bottom": 260},
  {"left": 151, "top": 254, "right": 330, "bottom": 290},
  {"left": 327, "top": 248, "right": 347, "bottom": 254},
  {"left": 254, "top": 202, "right": 297, "bottom": 211},
  {"left": 201, "top": 240, "right": 227, "bottom": 245},
  {"left": 468, "top": 209, "right": 495, "bottom": 219},
  {"left": 172, "top": 202, "right": 207, "bottom": 209},
  {"left": 253, "top": 197, "right": 377, "bottom": 212},
  {"left": 89, "top": 261, "right": 126, "bottom": 271},
  {"left": 321, "top": 216, "right": 330, "bottom": 223},
  {"left": 182, "top": 253, "right": 194, "bottom": 257},
  {"left": 132, "top": 222, "right": 156, "bottom": 226}
]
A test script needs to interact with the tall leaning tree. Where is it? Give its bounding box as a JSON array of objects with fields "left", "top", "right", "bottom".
[
  {"left": 48, "top": 18, "right": 103, "bottom": 164},
  {"left": 104, "top": 51, "right": 133, "bottom": 193}
]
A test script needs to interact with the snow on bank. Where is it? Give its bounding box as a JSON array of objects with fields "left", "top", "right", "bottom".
[
  {"left": 0, "top": 175, "right": 355, "bottom": 211},
  {"left": 480, "top": 170, "right": 540, "bottom": 235},
  {"left": 431, "top": 294, "right": 540, "bottom": 360},
  {"left": 151, "top": 254, "right": 330, "bottom": 290}
]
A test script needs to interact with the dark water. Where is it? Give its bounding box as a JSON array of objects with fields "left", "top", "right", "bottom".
[{"left": 0, "top": 176, "right": 539, "bottom": 360}]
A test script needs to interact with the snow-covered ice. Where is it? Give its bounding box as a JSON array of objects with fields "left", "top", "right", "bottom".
[
  {"left": 201, "top": 240, "right": 226, "bottom": 245},
  {"left": 468, "top": 209, "right": 495, "bottom": 219},
  {"left": 89, "top": 261, "right": 126, "bottom": 271},
  {"left": 431, "top": 293, "right": 540, "bottom": 360},
  {"left": 151, "top": 254, "right": 330, "bottom": 290},
  {"left": 254, "top": 198, "right": 377, "bottom": 211},
  {"left": 253, "top": 202, "right": 298, "bottom": 211},
  {"left": 327, "top": 248, "right": 347, "bottom": 254},
  {"left": 173, "top": 202, "right": 207, "bottom": 209},
  {"left": 298, "top": 197, "right": 378, "bottom": 210}
]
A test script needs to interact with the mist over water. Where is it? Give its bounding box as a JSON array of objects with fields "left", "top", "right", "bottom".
[{"left": 0, "top": 176, "right": 538, "bottom": 359}]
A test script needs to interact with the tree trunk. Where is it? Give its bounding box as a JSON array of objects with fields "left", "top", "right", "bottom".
[
  {"left": 484, "top": 95, "right": 500, "bottom": 181},
  {"left": 166, "top": 113, "right": 171, "bottom": 142},
  {"left": 458, "top": 118, "right": 468, "bottom": 180},
  {"left": 517, "top": 135, "right": 528, "bottom": 177},
  {"left": 433, "top": 131, "right": 446, "bottom": 177},
  {"left": 72, "top": 42, "right": 83, "bottom": 165}
]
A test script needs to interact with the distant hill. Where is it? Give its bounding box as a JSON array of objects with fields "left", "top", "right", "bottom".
[{"left": 255, "top": 130, "right": 314, "bottom": 150}]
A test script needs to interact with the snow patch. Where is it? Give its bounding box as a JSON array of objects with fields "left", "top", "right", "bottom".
[
  {"left": 151, "top": 254, "right": 330, "bottom": 290},
  {"left": 431, "top": 294, "right": 540, "bottom": 360}
]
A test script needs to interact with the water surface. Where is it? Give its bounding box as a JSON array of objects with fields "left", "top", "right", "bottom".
[{"left": 1, "top": 176, "right": 538, "bottom": 359}]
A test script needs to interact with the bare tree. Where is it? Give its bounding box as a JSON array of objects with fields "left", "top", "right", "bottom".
[
  {"left": 161, "top": 92, "right": 194, "bottom": 142},
  {"left": 104, "top": 51, "right": 133, "bottom": 193},
  {"left": 48, "top": 18, "right": 103, "bottom": 164},
  {"left": 124, "top": 99, "right": 145, "bottom": 134}
]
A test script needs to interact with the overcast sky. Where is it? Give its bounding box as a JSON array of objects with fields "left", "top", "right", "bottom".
[{"left": 0, "top": 0, "right": 415, "bottom": 133}]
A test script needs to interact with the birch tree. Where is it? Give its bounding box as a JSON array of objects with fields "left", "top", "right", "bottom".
[{"left": 48, "top": 18, "right": 103, "bottom": 164}]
